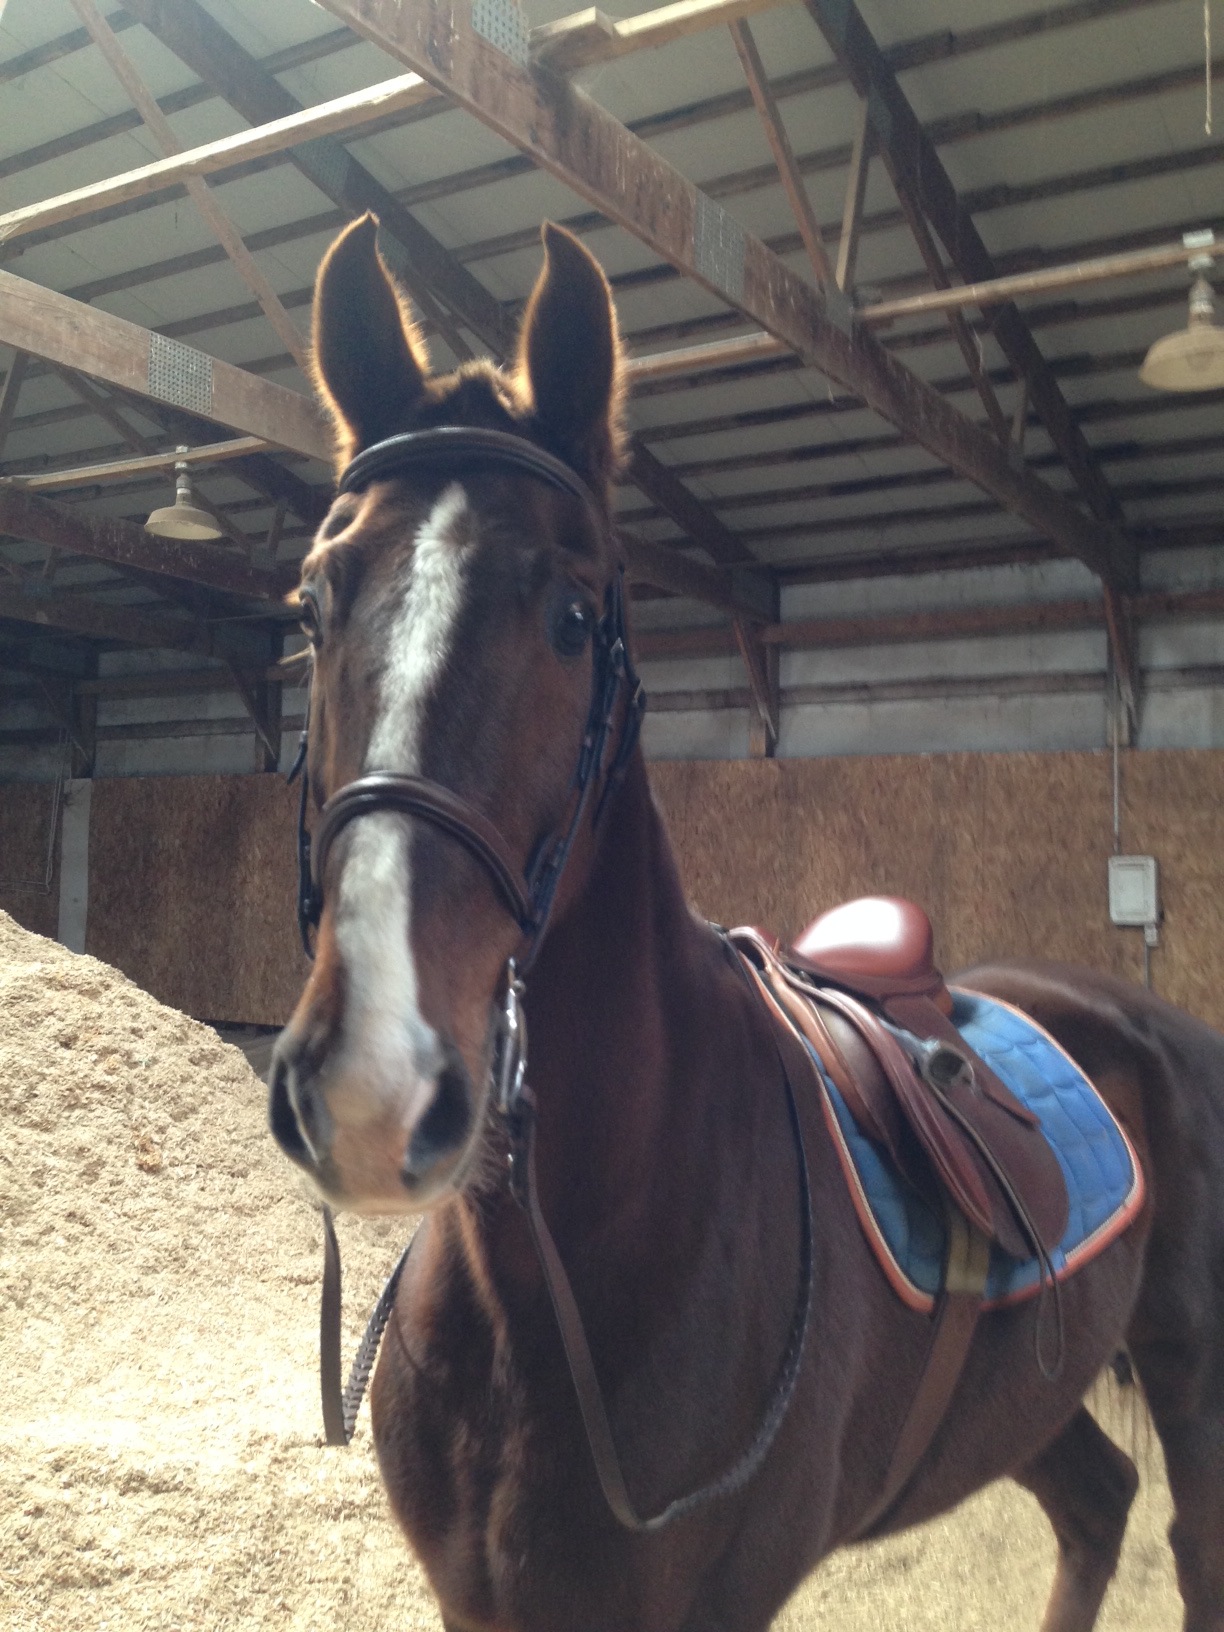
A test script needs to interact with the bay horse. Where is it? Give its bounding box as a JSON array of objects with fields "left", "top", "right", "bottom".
[{"left": 269, "top": 212, "right": 1224, "bottom": 1632}]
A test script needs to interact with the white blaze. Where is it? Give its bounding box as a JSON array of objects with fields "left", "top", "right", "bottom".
[{"left": 331, "top": 483, "right": 470, "bottom": 1121}]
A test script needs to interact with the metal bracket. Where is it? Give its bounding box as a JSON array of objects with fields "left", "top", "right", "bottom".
[
  {"left": 148, "top": 333, "right": 213, "bottom": 416},
  {"left": 472, "top": 0, "right": 531, "bottom": 66},
  {"left": 694, "top": 192, "right": 746, "bottom": 304}
]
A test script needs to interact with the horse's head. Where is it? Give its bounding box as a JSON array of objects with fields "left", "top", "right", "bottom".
[{"left": 269, "top": 214, "right": 631, "bottom": 1213}]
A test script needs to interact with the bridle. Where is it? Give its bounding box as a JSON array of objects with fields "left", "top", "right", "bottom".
[
  {"left": 290, "top": 424, "right": 645, "bottom": 968},
  {"left": 285, "top": 423, "right": 812, "bottom": 1533}
]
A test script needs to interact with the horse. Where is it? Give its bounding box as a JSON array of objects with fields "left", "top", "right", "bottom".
[{"left": 268, "top": 211, "right": 1224, "bottom": 1632}]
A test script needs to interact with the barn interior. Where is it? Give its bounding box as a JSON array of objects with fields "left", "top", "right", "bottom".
[
  {"left": 0, "top": 0, "right": 1222, "bottom": 1023},
  {"left": 1, "top": 5, "right": 1220, "bottom": 1628}
]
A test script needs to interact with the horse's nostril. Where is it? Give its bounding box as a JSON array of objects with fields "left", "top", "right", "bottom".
[
  {"left": 268, "top": 1045, "right": 315, "bottom": 1168},
  {"left": 404, "top": 1046, "right": 473, "bottom": 1180}
]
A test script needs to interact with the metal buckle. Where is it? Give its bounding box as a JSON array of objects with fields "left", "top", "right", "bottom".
[{"left": 495, "top": 963, "right": 528, "bottom": 1116}]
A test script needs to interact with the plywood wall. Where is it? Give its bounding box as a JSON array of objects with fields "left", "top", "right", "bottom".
[
  {"left": 650, "top": 749, "right": 1224, "bottom": 1030},
  {"left": 8, "top": 747, "right": 1217, "bottom": 1032},
  {"left": 0, "top": 781, "right": 61, "bottom": 941},
  {"left": 85, "top": 773, "right": 309, "bottom": 1026}
]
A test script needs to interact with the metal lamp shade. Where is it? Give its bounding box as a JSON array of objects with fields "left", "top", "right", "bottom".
[
  {"left": 145, "top": 457, "right": 224, "bottom": 539},
  {"left": 1139, "top": 276, "right": 1224, "bottom": 392}
]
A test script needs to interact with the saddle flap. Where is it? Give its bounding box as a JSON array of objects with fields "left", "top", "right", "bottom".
[{"left": 732, "top": 924, "right": 1070, "bottom": 1261}]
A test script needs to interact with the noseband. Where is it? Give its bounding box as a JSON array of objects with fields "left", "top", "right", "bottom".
[{"left": 287, "top": 425, "right": 812, "bottom": 1534}]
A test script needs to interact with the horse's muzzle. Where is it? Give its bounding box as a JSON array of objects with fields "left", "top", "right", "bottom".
[{"left": 267, "top": 1025, "right": 477, "bottom": 1208}]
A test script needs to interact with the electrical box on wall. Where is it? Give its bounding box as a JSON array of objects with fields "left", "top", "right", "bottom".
[{"left": 1108, "top": 855, "right": 1160, "bottom": 928}]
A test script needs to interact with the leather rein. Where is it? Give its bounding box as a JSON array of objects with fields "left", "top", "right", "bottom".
[{"left": 288, "top": 425, "right": 814, "bottom": 1532}]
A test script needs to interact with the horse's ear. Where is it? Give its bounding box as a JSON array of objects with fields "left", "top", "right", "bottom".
[
  {"left": 516, "top": 223, "right": 625, "bottom": 485},
  {"left": 311, "top": 213, "right": 430, "bottom": 473}
]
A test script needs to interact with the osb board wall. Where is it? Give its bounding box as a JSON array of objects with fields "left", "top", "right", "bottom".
[
  {"left": 649, "top": 750, "right": 1224, "bottom": 1033},
  {"left": 41, "top": 749, "right": 1224, "bottom": 1031},
  {"left": 0, "top": 782, "right": 61, "bottom": 941},
  {"left": 86, "top": 774, "right": 309, "bottom": 1027}
]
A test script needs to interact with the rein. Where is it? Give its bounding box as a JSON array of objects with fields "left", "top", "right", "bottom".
[{"left": 288, "top": 424, "right": 812, "bottom": 1531}]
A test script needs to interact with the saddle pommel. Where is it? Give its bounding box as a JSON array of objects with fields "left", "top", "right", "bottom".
[{"left": 791, "top": 897, "right": 952, "bottom": 1013}]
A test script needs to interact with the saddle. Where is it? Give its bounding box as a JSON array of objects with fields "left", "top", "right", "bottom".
[
  {"left": 729, "top": 897, "right": 1071, "bottom": 1535},
  {"left": 733, "top": 898, "right": 1068, "bottom": 1261}
]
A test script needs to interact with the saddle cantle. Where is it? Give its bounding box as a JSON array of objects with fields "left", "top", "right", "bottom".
[{"left": 735, "top": 898, "right": 1069, "bottom": 1261}]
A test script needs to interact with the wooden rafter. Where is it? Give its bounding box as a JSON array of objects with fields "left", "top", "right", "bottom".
[
  {"left": 69, "top": 0, "right": 310, "bottom": 374},
  {"left": 835, "top": 99, "right": 872, "bottom": 294},
  {"left": 887, "top": 188, "right": 1013, "bottom": 445},
  {"left": 0, "top": 483, "right": 283, "bottom": 601},
  {"left": 18, "top": 438, "right": 268, "bottom": 492},
  {"left": 127, "top": 0, "right": 770, "bottom": 574},
  {"left": 7, "top": 15, "right": 1216, "bottom": 277},
  {"left": 0, "top": 269, "right": 330, "bottom": 460},
  {"left": 0, "top": 73, "right": 432, "bottom": 245},
  {"left": 634, "top": 585, "right": 1224, "bottom": 662},
  {"left": 0, "top": 576, "right": 212, "bottom": 653},
  {"left": 312, "top": 0, "right": 1136, "bottom": 593},
  {"left": 0, "top": 350, "right": 30, "bottom": 460},
  {"left": 802, "top": 0, "right": 1141, "bottom": 723},
  {"left": 729, "top": 18, "right": 834, "bottom": 288}
]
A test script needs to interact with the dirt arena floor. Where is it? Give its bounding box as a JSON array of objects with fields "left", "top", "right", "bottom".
[{"left": 0, "top": 910, "right": 1182, "bottom": 1630}]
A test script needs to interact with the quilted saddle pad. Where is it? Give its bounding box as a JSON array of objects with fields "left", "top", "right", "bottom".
[{"left": 808, "top": 989, "right": 1146, "bottom": 1312}]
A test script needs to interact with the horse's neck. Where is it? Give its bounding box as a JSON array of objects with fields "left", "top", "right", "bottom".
[{"left": 478, "top": 750, "right": 768, "bottom": 1280}]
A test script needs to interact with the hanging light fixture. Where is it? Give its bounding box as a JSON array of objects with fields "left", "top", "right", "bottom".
[
  {"left": 145, "top": 447, "right": 224, "bottom": 538},
  {"left": 1139, "top": 230, "right": 1224, "bottom": 392}
]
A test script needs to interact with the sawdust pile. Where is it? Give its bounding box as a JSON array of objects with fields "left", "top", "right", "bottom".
[{"left": 0, "top": 910, "right": 1180, "bottom": 1630}]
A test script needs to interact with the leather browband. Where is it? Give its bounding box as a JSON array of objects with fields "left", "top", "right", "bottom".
[
  {"left": 312, "top": 774, "right": 537, "bottom": 933},
  {"left": 338, "top": 425, "right": 603, "bottom": 518}
]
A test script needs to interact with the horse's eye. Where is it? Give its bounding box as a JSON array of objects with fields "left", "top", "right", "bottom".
[
  {"left": 551, "top": 595, "right": 595, "bottom": 659},
  {"left": 298, "top": 587, "right": 322, "bottom": 645}
]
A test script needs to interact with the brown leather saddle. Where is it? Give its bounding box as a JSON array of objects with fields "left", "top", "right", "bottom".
[
  {"left": 729, "top": 897, "right": 1070, "bottom": 1534},
  {"left": 732, "top": 897, "right": 1068, "bottom": 1262}
]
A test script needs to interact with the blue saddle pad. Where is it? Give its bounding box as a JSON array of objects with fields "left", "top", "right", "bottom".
[{"left": 808, "top": 989, "right": 1145, "bottom": 1311}]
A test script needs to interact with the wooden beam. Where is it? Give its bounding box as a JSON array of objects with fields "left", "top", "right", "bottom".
[
  {"left": 835, "top": 99, "right": 872, "bottom": 294},
  {"left": 0, "top": 350, "right": 30, "bottom": 459},
  {"left": 733, "top": 616, "right": 779, "bottom": 753},
  {"left": 625, "top": 443, "right": 756, "bottom": 567},
  {"left": 313, "top": 0, "right": 1136, "bottom": 594},
  {"left": 0, "top": 482, "right": 283, "bottom": 599},
  {"left": 225, "top": 655, "right": 281, "bottom": 768},
  {"left": 889, "top": 187, "right": 1013, "bottom": 445},
  {"left": 802, "top": 0, "right": 1132, "bottom": 543},
  {"left": 635, "top": 584, "right": 1224, "bottom": 662},
  {"left": 118, "top": 0, "right": 491, "bottom": 360},
  {"left": 859, "top": 234, "right": 1221, "bottom": 325},
  {"left": 535, "top": 0, "right": 795, "bottom": 71},
  {"left": 0, "top": 579, "right": 211, "bottom": 652},
  {"left": 0, "top": 269, "right": 330, "bottom": 460},
  {"left": 621, "top": 533, "right": 774, "bottom": 620},
  {"left": 729, "top": 18, "right": 835, "bottom": 288},
  {"left": 0, "top": 73, "right": 432, "bottom": 246},
  {"left": 70, "top": 0, "right": 310, "bottom": 373},
  {"left": 122, "top": 0, "right": 762, "bottom": 572},
  {"left": 18, "top": 437, "right": 268, "bottom": 492}
]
